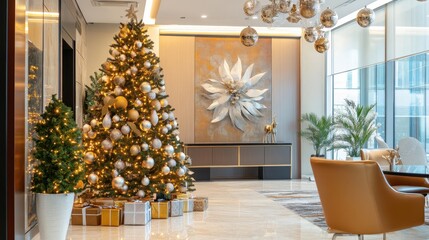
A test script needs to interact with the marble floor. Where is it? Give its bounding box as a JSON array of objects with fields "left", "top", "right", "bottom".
[{"left": 33, "top": 180, "right": 429, "bottom": 240}]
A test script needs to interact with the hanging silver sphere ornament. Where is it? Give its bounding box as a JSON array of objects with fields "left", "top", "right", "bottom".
[
  {"left": 356, "top": 6, "right": 375, "bottom": 28},
  {"left": 121, "top": 184, "right": 128, "bottom": 192},
  {"left": 314, "top": 36, "right": 330, "bottom": 53},
  {"left": 240, "top": 26, "right": 259, "bottom": 47},
  {"left": 162, "top": 165, "right": 171, "bottom": 175},
  {"left": 164, "top": 145, "right": 175, "bottom": 155},
  {"left": 303, "top": 27, "right": 318, "bottom": 43},
  {"left": 166, "top": 124, "right": 172, "bottom": 130},
  {"left": 112, "top": 169, "right": 119, "bottom": 177},
  {"left": 141, "top": 120, "right": 152, "bottom": 131},
  {"left": 121, "top": 124, "right": 131, "bottom": 135},
  {"left": 147, "top": 91, "right": 156, "bottom": 100},
  {"left": 114, "top": 86, "right": 123, "bottom": 96},
  {"left": 145, "top": 156, "right": 155, "bottom": 169},
  {"left": 172, "top": 129, "right": 180, "bottom": 136},
  {"left": 160, "top": 99, "right": 168, "bottom": 108},
  {"left": 119, "top": 54, "right": 126, "bottom": 62},
  {"left": 166, "top": 183, "right": 174, "bottom": 192},
  {"left": 110, "top": 47, "right": 120, "bottom": 57},
  {"left": 177, "top": 168, "right": 185, "bottom": 177},
  {"left": 151, "top": 100, "right": 161, "bottom": 111},
  {"left": 82, "top": 124, "right": 91, "bottom": 133},
  {"left": 152, "top": 138, "right": 162, "bottom": 149},
  {"left": 101, "top": 139, "right": 113, "bottom": 150},
  {"left": 260, "top": 5, "right": 276, "bottom": 24},
  {"left": 320, "top": 7, "right": 338, "bottom": 28},
  {"left": 137, "top": 190, "right": 145, "bottom": 198},
  {"left": 130, "top": 66, "right": 138, "bottom": 74},
  {"left": 112, "top": 176, "right": 125, "bottom": 189},
  {"left": 113, "top": 76, "right": 125, "bottom": 86},
  {"left": 140, "top": 82, "right": 151, "bottom": 93},
  {"left": 141, "top": 176, "right": 150, "bottom": 186},
  {"left": 177, "top": 152, "right": 186, "bottom": 161},
  {"left": 161, "top": 127, "right": 168, "bottom": 134},
  {"left": 110, "top": 129, "right": 123, "bottom": 141},
  {"left": 84, "top": 152, "right": 96, "bottom": 164},
  {"left": 130, "top": 145, "right": 141, "bottom": 156},
  {"left": 243, "top": 0, "right": 259, "bottom": 16},
  {"left": 135, "top": 40, "right": 143, "bottom": 49},
  {"left": 168, "top": 159, "right": 177, "bottom": 167},
  {"left": 144, "top": 61, "right": 151, "bottom": 69},
  {"left": 162, "top": 112, "right": 169, "bottom": 120},
  {"left": 88, "top": 173, "right": 98, "bottom": 184},
  {"left": 300, "top": 0, "right": 320, "bottom": 19},
  {"left": 114, "top": 159, "right": 125, "bottom": 170},
  {"left": 168, "top": 112, "right": 175, "bottom": 120},
  {"left": 134, "top": 99, "right": 143, "bottom": 107}
]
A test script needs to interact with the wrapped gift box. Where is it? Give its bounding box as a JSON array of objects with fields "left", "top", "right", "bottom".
[
  {"left": 183, "top": 198, "right": 194, "bottom": 213},
  {"left": 169, "top": 199, "right": 184, "bottom": 217},
  {"left": 172, "top": 192, "right": 193, "bottom": 200},
  {"left": 151, "top": 201, "right": 169, "bottom": 219},
  {"left": 114, "top": 199, "right": 129, "bottom": 208},
  {"left": 193, "top": 197, "right": 208, "bottom": 211},
  {"left": 124, "top": 201, "right": 151, "bottom": 225},
  {"left": 92, "top": 198, "right": 114, "bottom": 207},
  {"left": 71, "top": 205, "right": 102, "bottom": 226},
  {"left": 101, "top": 208, "right": 123, "bottom": 226}
]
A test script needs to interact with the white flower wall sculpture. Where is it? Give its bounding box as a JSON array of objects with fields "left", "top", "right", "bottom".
[{"left": 202, "top": 58, "right": 268, "bottom": 131}]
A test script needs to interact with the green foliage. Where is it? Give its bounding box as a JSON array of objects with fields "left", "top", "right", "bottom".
[
  {"left": 334, "top": 99, "right": 377, "bottom": 157},
  {"left": 31, "top": 95, "right": 85, "bottom": 194},
  {"left": 84, "top": 72, "right": 103, "bottom": 121},
  {"left": 301, "top": 113, "right": 336, "bottom": 156}
]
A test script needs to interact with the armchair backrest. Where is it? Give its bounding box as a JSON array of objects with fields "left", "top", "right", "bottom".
[{"left": 360, "top": 148, "right": 394, "bottom": 167}]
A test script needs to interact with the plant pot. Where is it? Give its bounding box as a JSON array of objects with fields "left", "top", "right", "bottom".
[
  {"left": 36, "top": 192, "right": 75, "bottom": 240},
  {"left": 311, "top": 154, "right": 325, "bottom": 158}
]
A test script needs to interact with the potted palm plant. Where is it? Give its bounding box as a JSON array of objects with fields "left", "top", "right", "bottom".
[
  {"left": 301, "top": 113, "right": 336, "bottom": 157},
  {"left": 31, "top": 95, "right": 85, "bottom": 240},
  {"left": 334, "top": 99, "right": 377, "bottom": 159}
]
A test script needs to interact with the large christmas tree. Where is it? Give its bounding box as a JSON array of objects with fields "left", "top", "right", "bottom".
[{"left": 83, "top": 8, "right": 194, "bottom": 198}]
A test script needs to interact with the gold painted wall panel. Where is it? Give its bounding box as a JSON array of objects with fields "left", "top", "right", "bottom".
[{"left": 159, "top": 36, "right": 195, "bottom": 143}]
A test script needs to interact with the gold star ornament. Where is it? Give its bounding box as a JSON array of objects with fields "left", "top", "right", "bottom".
[{"left": 126, "top": 4, "right": 138, "bottom": 21}]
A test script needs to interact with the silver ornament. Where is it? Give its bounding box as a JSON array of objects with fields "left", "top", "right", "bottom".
[
  {"left": 314, "top": 37, "right": 330, "bottom": 53},
  {"left": 168, "top": 159, "right": 177, "bottom": 167},
  {"left": 140, "top": 82, "right": 151, "bottom": 93},
  {"left": 114, "top": 86, "right": 123, "bottom": 96},
  {"left": 141, "top": 120, "right": 152, "bottom": 131},
  {"left": 169, "top": 112, "right": 175, "bottom": 120},
  {"left": 160, "top": 99, "right": 168, "bottom": 108},
  {"left": 135, "top": 99, "right": 143, "bottom": 107},
  {"left": 112, "top": 169, "right": 119, "bottom": 177},
  {"left": 159, "top": 86, "right": 166, "bottom": 91},
  {"left": 186, "top": 157, "right": 192, "bottom": 165},
  {"left": 151, "top": 100, "right": 161, "bottom": 111},
  {"left": 166, "top": 183, "right": 174, "bottom": 192},
  {"left": 243, "top": 0, "right": 259, "bottom": 16},
  {"left": 356, "top": 6, "right": 375, "bottom": 28},
  {"left": 121, "top": 184, "right": 128, "bottom": 192},
  {"left": 179, "top": 185, "right": 187, "bottom": 193},
  {"left": 137, "top": 190, "right": 145, "bottom": 198},
  {"left": 114, "top": 159, "right": 125, "bottom": 170},
  {"left": 177, "top": 152, "right": 186, "bottom": 161},
  {"left": 172, "top": 120, "right": 178, "bottom": 128},
  {"left": 110, "top": 129, "right": 123, "bottom": 141},
  {"left": 303, "top": 27, "right": 318, "bottom": 43},
  {"left": 87, "top": 131, "right": 97, "bottom": 139},
  {"left": 84, "top": 152, "right": 96, "bottom": 164},
  {"left": 162, "top": 165, "right": 171, "bottom": 174},
  {"left": 152, "top": 138, "right": 162, "bottom": 149},
  {"left": 166, "top": 124, "right": 172, "bottom": 130},
  {"left": 88, "top": 173, "right": 98, "bottom": 184},
  {"left": 112, "top": 176, "right": 125, "bottom": 189},
  {"left": 110, "top": 47, "right": 120, "bottom": 57},
  {"left": 147, "top": 91, "right": 156, "bottom": 100},
  {"left": 177, "top": 168, "right": 185, "bottom": 177},
  {"left": 130, "top": 66, "right": 138, "bottom": 74},
  {"left": 141, "top": 143, "right": 149, "bottom": 151},
  {"left": 82, "top": 124, "right": 91, "bottom": 133},
  {"left": 300, "top": 0, "right": 320, "bottom": 19},
  {"left": 144, "top": 61, "right": 151, "bottom": 69},
  {"left": 141, "top": 176, "right": 150, "bottom": 186},
  {"left": 172, "top": 129, "right": 180, "bottom": 136},
  {"left": 145, "top": 156, "right": 155, "bottom": 169},
  {"left": 121, "top": 124, "right": 131, "bottom": 135},
  {"left": 113, "top": 76, "right": 125, "bottom": 86},
  {"left": 165, "top": 145, "right": 175, "bottom": 155},
  {"left": 135, "top": 41, "right": 143, "bottom": 49},
  {"left": 130, "top": 145, "right": 141, "bottom": 156},
  {"left": 240, "top": 26, "right": 259, "bottom": 47},
  {"left": 151, "top": 110, "right": 159, "bottom": 126},
  {"left": 90, "top": 119, "right": 98, "bottom": 128},
  {"left": 102, "top": 113, "right": 112, "bottom": 129},
  {"left": 162, "top": 112, "right": 169, "bottom": 120},
  {"left": 320, "top": 7, "right": 338, "bottom": 28},
  {"left": 112, "top": 115, "right": 120, "bottom": 123},
  {"left": 119, "top": 54, "right": 126, "bottom": 61},
  {"left": 161, "top": 127, "right": 168, "bottom": 134},
  {"left": 159, "top": 80, "right": 165, "bottom": 85},
  {"left": 102, "top": 139, "right": 113, "bottom": 150}
]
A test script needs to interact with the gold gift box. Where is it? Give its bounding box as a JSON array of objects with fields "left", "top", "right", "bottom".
[
  {"left": 92, "top": 198, "right": 114, "bottom": 207},
  {"left": 71, "top": 206, "right": 101, "bottom": 226},
  {"left": 193, "top": 197, "right": 208, "bottom": 211},
  {"left": 172, "top": 193, "right": 193, "bottom": 200},
  {"left": 183, "top": 198, "right": 194, "bottom": 213},
  {"left": 101, "top": 208, "right": 123, "bottom": 226},
  {"left": 151, "top": 201, "right": 169, "bottom": 219}
]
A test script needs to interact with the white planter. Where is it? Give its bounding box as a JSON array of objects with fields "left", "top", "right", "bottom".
[{"left": 36, "top": 193, "right": 75, "bottom": 240}]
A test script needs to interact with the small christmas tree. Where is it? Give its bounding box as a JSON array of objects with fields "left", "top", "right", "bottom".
[
  {"left": 82, "top": 7, "right": 194, "bottom": 199},
  {"left": 31, "top": 95, "right": 85, "bottom": 194}
]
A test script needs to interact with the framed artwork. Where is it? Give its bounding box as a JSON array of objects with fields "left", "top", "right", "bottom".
[{"left": 194, "top": 36, "right": 272, "bottom": 142}]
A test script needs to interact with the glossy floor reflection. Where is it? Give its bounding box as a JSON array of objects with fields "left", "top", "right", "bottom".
[{"left": 33, "top": 180, "right": 429, "bottom": 240}]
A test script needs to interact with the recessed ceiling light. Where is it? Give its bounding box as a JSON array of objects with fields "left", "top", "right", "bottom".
[
  {"left": 252, "top": 16, "right": 258, "bottom": 19},
  {"left": 201, "top": 15, "right": 208, "bottom": 19}
]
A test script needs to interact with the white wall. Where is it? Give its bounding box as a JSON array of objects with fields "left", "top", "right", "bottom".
[{"left": 300, "top": 38, "right": 326, "bottom": 178}]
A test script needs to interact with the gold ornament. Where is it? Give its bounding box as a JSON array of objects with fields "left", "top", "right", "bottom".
[
  {"left": 84, "top": 152, "right": 96, "bottom": 164},
  {"left": 130, "top": 145, "right": 141, "bottom": 156},
  {"left": 300, "top": 0, "right": 320, "bottom": 19},
  {"left": 320, "top": 7, "right": 338, "bottom": 28},
  {"left": 243, "top": 0, "right": 259, "bottom": 16},
  {"left": 128, "top": 108, "right": 140, "bottom": 121},
  {"left": 240, "top": 26, "right": 259, "bottom": 47},
  {"left": 115, "top": 96, "right": 128, "bottom": 109},
  {"left": 286, "top": 4, "right": 301, "bottom": 23},
  {"left": 314, "top": 37, "right": 329, "bottom": 53},
  {"left": 88, "top": 173, "right": 99, "bottom": 184},
  {"left": 103, "top": 95, "right": 114, "bottom": 106},
  {"left": 356, "top": 6, "right": 375, "bottom": 28},
  {"left": 112, "top": 176, "right": 125, "bottom": 189}
]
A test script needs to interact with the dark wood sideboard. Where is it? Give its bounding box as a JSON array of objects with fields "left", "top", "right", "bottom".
[{"left": 185, "top": 143, "right": 292, "bottom": 180}]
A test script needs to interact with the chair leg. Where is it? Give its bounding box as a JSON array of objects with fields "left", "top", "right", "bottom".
[
  {"left": 358, "top": 234, "right": 364, "bottom": 240},
  {"left": 332, "top": 233, "right": 338, "bottom": 240},
  {"left": 383, "top": 233, "right": 386, "bottom": 240}
]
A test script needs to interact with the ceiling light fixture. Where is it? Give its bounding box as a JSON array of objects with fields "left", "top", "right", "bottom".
[
  {"left": 201, "top": 15, "right": 208, "bottom": 18},
  {"left": 241, "top": 0, "right": 375, "bottom": 53}
]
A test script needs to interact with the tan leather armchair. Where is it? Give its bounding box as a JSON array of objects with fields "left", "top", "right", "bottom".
[
  {"left": 361, "top": 149, "right": 429, "bottom": 195},
  {"left": 311, "top": 157, "right": 424, "bottom": 240}
]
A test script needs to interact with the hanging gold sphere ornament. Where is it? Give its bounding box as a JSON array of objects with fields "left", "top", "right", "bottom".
[
  {"left": 82, "top": 124, "right": 91, "bottom": 133},
  {"left": 87, "top": 131, "right": 97, "bottom": 139},
  {"left": 88, "top": 173, "right": 99, "bottom": 184},
  {"left": 121, "top": 124, "right": 131, "bottom": 134},
  {"left": 240, "top": 26, "right": 259, "bottom": 47},
  {"left": 314, "top": 36, "right": 330, "bottom": 53},
  {"left": 90, "top": 119, "right": 98, "bottom": 128},
  {"left": 141, "top": 176, "right": 150, "bottom": 186},
  {"left": 303, "top": 27, "right": 318, "bottom": 43},
  {"left": 113, "top": 76, "right": 125, "bottom": 86},
  {"left": 300, "top": 0, "right": 320, "bottom": 19},
  {"left": 114, "top": 96, "right": 128, "bottom": 109},
  {"left": 128, "top": 108, "right": 140, "bottom": 121},
  {"left": 141, "top": 142, "right": 149, "bottom": 151},
  {"left": 356, "top": 6, "right": 375, "bottom": 28},
  {"left": 136, "top": 190, "right": 145, "bottom": 198},
  {"left": 320, "top": 7, "right": 338, "bottom": 28},
  {"left": 130, "top": 145, "right": 141, "bottom": 156},
  {"left": 84, "top": 152, "right": 96, "bottom": 164},
  {"left": 112, "top": 176, "right": 125, "bottom": 189},
  {"left": 160, "top": 99, "right": 168, "bottom": 108},
  {"left": 243, "top": 0, "right": 259, "bottom": 16},
  {"left": 130, "top": 66, "right": 138, "bottom": 74}
]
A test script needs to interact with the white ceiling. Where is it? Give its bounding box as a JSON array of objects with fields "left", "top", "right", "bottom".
[{"left": 77, "top": 0, "right": 380, "bottom": 27}]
